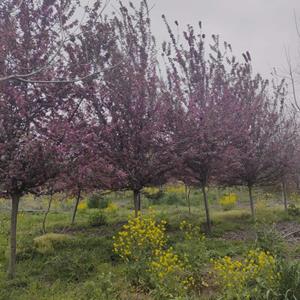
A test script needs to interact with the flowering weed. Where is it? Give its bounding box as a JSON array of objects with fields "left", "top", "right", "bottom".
[{"left": 212, "top": 249, "right": 279, "bottom": 299}]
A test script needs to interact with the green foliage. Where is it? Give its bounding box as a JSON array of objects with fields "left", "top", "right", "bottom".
[
  {"left": 143, "top": 187, "right": 164, "bottom": 202},
  {"left": 42, "top": 251, "right": 96, "bottom": 282},
  {"left": 255, "top": 223, "right": 285, "bottom": 256},
  {"left": 87, "top": 193, "right": 110, "bottom": 209},
  {"left": 0, "top": 213, "right": 9, "bottom": 265},
  {"left": 2, "top": 188, "right": 300, "bottom": 300},
  {"left": 212, "top": 249, "right": 279, "bottom": 300},
  {"left": 103, "top": 202, "right": 118, "bottom": 215},
  {"left": 290, "top": 193, "right": 300, "bottom": 204},
  {"left": 287, "top": 204, "right": 300, "bottom": 217},
  {"left": 88, "top": 210, "right": 108, "bottom": 227},
  {"left": 113, "top": 213, "right": 193, "bottom": 298},
  {"left": 276, "top": 260, "right": 300, "bottom": 300},
  {"left": 163, "top": 193, "right": 184, "bottom": 206},
  {"left": 34, "top": 233, "right": 72, "bottom": 254},
  {"left": 176, "top": 221, "right": 209, "bottom": 291},
  {"left": 80, "top": 272, "right": 117, "bottom": 300}
]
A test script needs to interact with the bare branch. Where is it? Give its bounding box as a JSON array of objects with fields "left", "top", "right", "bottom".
[
  {"left": 294, "top": 9, "right": 300, "bottom": 39},
  {"left": 285, "top": 47, "right": 300, "bottom": 111},
  {"left": 6, "top": 59, "right": 124, "bottom": 84}
]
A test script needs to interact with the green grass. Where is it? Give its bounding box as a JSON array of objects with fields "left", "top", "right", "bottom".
[{"left": 0, "top": 188, "right": 300, "bottom": 300}]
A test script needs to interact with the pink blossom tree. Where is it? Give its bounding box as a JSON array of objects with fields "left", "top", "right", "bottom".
[
  {"left": 0, "top": 0, "right": 114, "bottom": 277},
  {"left": 272, "top": 111, "right": 299, "bottom": 211},
  {"left": 222, "top": 61, "right": 290, "bottom": 218},
  {"left": 162, "top": 20, "right": 238, "bottom": 233},
  {"left": 87, "top": 2, "right": 173, "bottom": 217}
]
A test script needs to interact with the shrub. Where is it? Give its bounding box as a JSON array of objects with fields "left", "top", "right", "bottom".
[
  {"left": 219, "top": 193, "right": 237, "bottom": 211},
  {"left": 113, "top": 213, "right": 192, "bottom": 297},
  {"left": 287, "top": 204, "right": 300, "bottom": 216},
  {"left": 77, "top": 201, "right": 88, "bottom": 212},
  {"left": 255, "top": 223, "right": 285, "bottom": 256},
  {"left": 212, "top": 249, "right": 279, "bottom": 299},
  {"left": 290, "top": 192, "right": 300, "bottom": 204},
  {"left": 155, "top": 211, "right": 171, "bottom": 230},
  {"left": 103, "top": 202, "right": 118, "bottom": 215},
  {"left": 164, "top": 193, "right": 183, "bottom": 205},
  {"left": 177, "top": 221, "right": 208, "bottom": 290},
  {"left": 87, "top": 193, "right": 110, "bottom": 209},
  {"left": 113, "top": 213, "right": 167, "bottom": 261},
  {"left": 33, "top": 233, "right": 72, "bottom": 254},
  {"left": 81, "top": 272, "right": 117, "bottom": 300},
  {"left": 143, "top": 187, "right": 164, "bottom": 202},
  {"left": 88, "top": 211, "right": 108, "bottom": 227}
]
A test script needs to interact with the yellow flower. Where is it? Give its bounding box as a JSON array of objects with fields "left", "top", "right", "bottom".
[
  {"left": 212, "top": 249, "right": 278, "bottom": 297},
  {"left": 78, "top": 201, "right": 87, "bottom": 211},
  {"left": 218, "top": 193, "right": 237, "bottom": 211}
]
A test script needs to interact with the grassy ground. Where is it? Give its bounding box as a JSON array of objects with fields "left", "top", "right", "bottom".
[{"left": 0, "top": 187, "right": 300, "bottom": 300}]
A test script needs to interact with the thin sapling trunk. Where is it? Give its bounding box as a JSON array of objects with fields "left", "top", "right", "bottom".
[
  {"left": 71, "top": 189, "right": 81, "bottom": 225},
  {"left": 42, "top": 191, "right": 53, "bottom": 234},
  {"left": 133, "top": 190, "right": 141, "bottom": 217},
  {"left": 201, "top": 185, "right": 211, "bottom": 234},
  {"left": 8, "top": 194, "right": 20, "bottom": 279},
  {"left": 248, "top": 185, "right": 255, "bottom": 220},
  {"left": 282, "top": 180, "right": 288, "bottom": 211},
  {"left": 185, "top": 184, "right": 191, "bottom": 214}
]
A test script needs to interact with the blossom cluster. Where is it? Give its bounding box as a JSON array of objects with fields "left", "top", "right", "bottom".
[
  {"left": 218, "top": 193, "right": 237, "bottom": 211},
  {"left": 104, "top": 202, "right": 118, "bottom": 214},
  {"left": 212, "top": 249, "right": 279, "bottom": 299},
  {"left": 113, "top": 212, "right": 166, "bottom": 261},
  {"left": 113, "top": 213, "right": 193, "bottom": 292},
  {"left": 179, "top": 220, "right": 205, "bottom": 241}
]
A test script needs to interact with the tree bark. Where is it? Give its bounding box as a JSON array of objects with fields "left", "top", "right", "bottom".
[
  {"left": 248, "top": 185, "right": 255, "bottom": 220},
  {"left": 133, "top": 190, "right": 141, "bottom": 217},
  {"left": 8, "top": 194, "right": 20, "bottom": 279},
  {"left": 296, "top": 175, "right": 300, "bottom": 192},
  {"left": 71, "top": 189, "right": 81, "bottom": 225},
  {"left": 202, "top": 185, "right": 211, "bottom": 234},
  {"left": 282, "top": 180, "right": 288, "bottom": 211},
  {"left": 185, "top": 184, "right": 191, "bottom": 215},
  {"left": 42, "top": 192, "right": 53, "bottom": 234}
]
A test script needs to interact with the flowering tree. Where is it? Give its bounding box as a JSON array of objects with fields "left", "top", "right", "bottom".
[
  {"left": 0, "top": 0, "right": 76, "bottom": 278},
  {"left": 0, "top": 0, "right": 118, "bottom": 84},
  {"left": 59, "top": 119, "right": 125, "bottom": 224},
  {"left": 88, "top": 1, "right": 173, "bottom": 216},
  {"left": 223, "top": 62, "right": 289, "bottom": 218},
  {"left": 272, "top": 112, "right": 299, "bottom": 211},
  {"left": 162, "top": 20, "right": 237, "bottom": 233},
  {"left": 0, "top": 0, "right": 114, "bottom": 277}
]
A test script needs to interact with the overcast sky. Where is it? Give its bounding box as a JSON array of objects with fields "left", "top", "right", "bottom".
[{"left": 104, "top": 0, "right": 300, "bottom": 79}]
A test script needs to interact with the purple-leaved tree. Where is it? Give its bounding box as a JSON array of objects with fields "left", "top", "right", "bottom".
[
  {"left": 0, "top": 0, "right": 114, "bottom": 277},
  {"left": 222, "top": 61, "right": 290, "bottom": 219},
  {"left": 87, "top": 1, "right": 174, "bottom": 216},
  {"left": 162, "top": 20, "right": 238, "bottom": 233}
]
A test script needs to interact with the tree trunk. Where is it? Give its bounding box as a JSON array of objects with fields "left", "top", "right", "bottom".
[
  {"left": 248, "top": 185, "right": 255, "bottom": 220},
  {"left": 71, "top": 189, "right": 81, "bottom": 225},
  {"left": 296, "top": 175, "right": 300, "bottom": 192},
  {"left": 282, "top": 180, "right": 288, "bottom": 211},
  {"left": 42, "top": 192, "right": 53, "bottom": 234},
  {"left": 202, "top": 185, "right": 211, "bottom": 234},
  {"left": 8, "top": 194, "right": 20, "bottom": 279},
  {"left": 185, "top": 184, "right": 191, "bottom": 215},
  {"left": 133, "top": 190, "right": 141, "bottom": 217}
]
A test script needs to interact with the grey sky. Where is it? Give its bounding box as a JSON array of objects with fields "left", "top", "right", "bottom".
[{"left": 106, "top": 0, "right": 300, "bottom": 79}]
